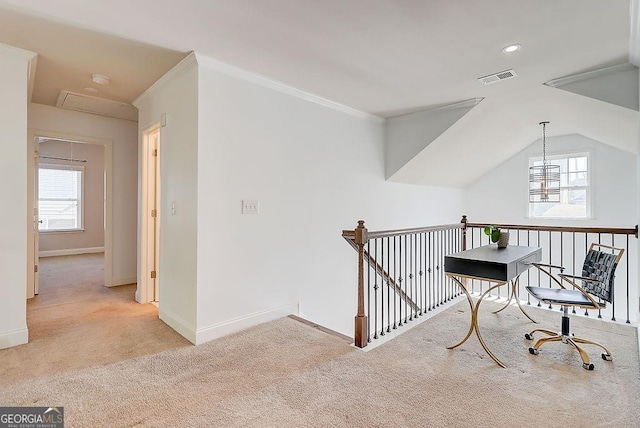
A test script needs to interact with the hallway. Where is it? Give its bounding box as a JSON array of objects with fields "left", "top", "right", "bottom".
[{"left": 0, "top": 254, "right": 189, "bottom": 385}]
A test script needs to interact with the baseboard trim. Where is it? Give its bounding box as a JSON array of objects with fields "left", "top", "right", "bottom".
[
  {"left": 110, "top": 276, "right": 137, "bottom": 287},
  {"left": 0, "top": 327, "right": 28, "bottom": 350},
  {"left": 159, "top": 308, "right": 197, "bottom": 345},
  {"left": 39, "top": 247, "right": 105, "bottom": 258},
  {"left": 195, "top": 302, "right": 300, "bottom": 345}
]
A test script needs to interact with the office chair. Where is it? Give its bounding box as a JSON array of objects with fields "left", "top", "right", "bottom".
[{"left": 524, "top": 243, "right": 624, "bottom": 370}]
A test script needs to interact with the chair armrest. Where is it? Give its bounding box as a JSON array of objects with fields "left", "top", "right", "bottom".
[
  {"left": 558, "top": 273, "right": 600, "bottom": 284},
  {"left": 531, "top": 263, "right": 565, "bottom": 289},
  {"left": 531, "top": 262, "right": 565, "bottom": 272}
]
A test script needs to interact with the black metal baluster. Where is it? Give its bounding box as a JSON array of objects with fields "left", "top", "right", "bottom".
[
  {"left": 407, "top": 235, "right": 416, "bottom": 321},
  {"left": 373, "top": 239, "right": 378, "bottom": 339},
  {"left": 527, "top": 230, "right": 531, "bottom": 305},
  {"left": 404, "top": 235, "right": 409, "bottom": 324},
  {"left": 380, "top": 237, "right": 386, "bottom": 335},
  {"left": 471, "top": 227, "right": 475, "bottom": 293},
  {"left": 537, "top": 230, "right": 541, "bottom": 307},
  {"left": 548, "top": 231, "right": 553, "bottom": 309},
  {"left": 610, "top": 234, "right": 615, "bottom": 322},
  {"left": 572, "top": 232, "right": 576, "bottom": 314},
  {"left": 398, "top": 236, "right": 403, "bottom": 327},
  {"left": 387, "top": 236, "right": 392, "bottom": 332},
  {"left": 393, "top": 236, "right": 397, "bottom": 329},
  {"left": 436, "top": 230, "right": 441, "bottom": 307},
  {"left": 429, "top": 231, "right": 433, "bottom": 310},
  {"left": 419, "top": 233, "right": 423, "bottom": 315},
  {"left": 584, "top": 237, "right": 589, "bottom": 317},
  {"left": 447, "top": 229, "right": 452, "bottom": 300},
  {"left": 367, "top": 241, "right": 371, "bottom": 343}
]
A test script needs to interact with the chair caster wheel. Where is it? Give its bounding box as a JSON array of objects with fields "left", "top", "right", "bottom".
[
  {"left": 583, "top": 363, "right": 594, "bottom": 371},
  {"left": 529, "top": 347, "right": 539, "bottom": 355},
  {"left": 602, "top": 353, "right": 612, "bottom": 361},
  {"left": 525, "top": 333, "right": 533, "bottom": 340}
]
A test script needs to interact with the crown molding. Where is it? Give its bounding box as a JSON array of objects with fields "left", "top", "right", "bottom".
[
  {"left": 133, "top": 51, "right": 197, "bottom": 107},
  {"left": 386, "top": 98, "right": 484, "bottom": 119},
  {"left": 545, "top": 63, "right": 637, "bottom": 88},
  {"left": 194, "top": 52, "right": 384, "bottom": 123}
]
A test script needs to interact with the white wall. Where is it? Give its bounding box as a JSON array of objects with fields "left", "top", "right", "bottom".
[
  {"left": 464, "top": 133, "right": 638, "bottom": 227},
  {"left": 28, "top": 103, "right": 138, "bottom": 285},
  {"left": 0, "top": 44, "right": 35, "bottom": 349},
  {"left": 134, "top": 55, "right": 199, "bottom": 342},
  {"left": 385, "top": 100, "right": 479, "bottom": 179},
  {"left": 38, "top": 140, "right": 105, "bottom": 252},
  {"left": 195, "top": 58, "right": 465, "bottom": 341}
]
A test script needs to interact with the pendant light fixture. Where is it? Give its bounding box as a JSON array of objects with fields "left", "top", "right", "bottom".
[{"left": 529, "top": 121, "right": 560, "bottom": 203}]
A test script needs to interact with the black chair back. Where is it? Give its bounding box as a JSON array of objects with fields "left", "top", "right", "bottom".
[{"left": 581, "top": 250, "right": 618, "bottom": 303}]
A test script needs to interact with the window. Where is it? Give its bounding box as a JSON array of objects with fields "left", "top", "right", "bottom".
[
  {"left": 38, "top": 164, "right": 84, "bottom": 231},
  {"left": 528, "top": 153, "right": 590, "bottom": 219}
]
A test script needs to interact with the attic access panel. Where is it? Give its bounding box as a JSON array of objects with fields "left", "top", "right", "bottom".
[{"left": 56, "top": 91, "right": 138, "bottom": 121}]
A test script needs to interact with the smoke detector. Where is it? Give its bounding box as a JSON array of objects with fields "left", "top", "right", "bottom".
[
  {"left": 478, "top": 69, "right": 517, "bottom": 85},
  {"left": 92, "top": 74, "right": 110, "bottom": 85}
]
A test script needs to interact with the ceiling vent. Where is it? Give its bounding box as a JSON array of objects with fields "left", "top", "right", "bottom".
[
  {"left": 477, "top": 69, "right": 517, "bottom": 85},
  {"left": 56, "top": 91, "right": 138, "bottom": 121}
]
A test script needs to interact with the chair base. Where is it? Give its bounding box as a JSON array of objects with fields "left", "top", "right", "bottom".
[{"left": 525, "top": 308, "right": 612, "bottom": 370}]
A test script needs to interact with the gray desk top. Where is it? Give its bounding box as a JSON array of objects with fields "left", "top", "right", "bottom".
[
  {"left": 446, "top": 245, "right": 540, "bottom": 264},
  {"left": 445, "top": 245, "right": 542, "bottom": 282}
]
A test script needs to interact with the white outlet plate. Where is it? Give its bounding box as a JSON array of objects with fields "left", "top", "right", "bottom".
[{"left": 242, "top": 200, "right": 260, "bottom": 215}]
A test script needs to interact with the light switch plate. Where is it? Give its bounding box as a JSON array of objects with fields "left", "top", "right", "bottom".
[{"left": 242, "top": 200, "right": 260, "bottom": 215}]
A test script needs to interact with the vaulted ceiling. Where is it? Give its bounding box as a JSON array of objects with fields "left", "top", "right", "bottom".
[{"left": 0, "top": 0, "right": 636, "bottom": 187}]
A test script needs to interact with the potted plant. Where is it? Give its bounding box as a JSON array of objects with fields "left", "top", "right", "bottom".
[{"left": 484, "top": 225, "right": 509, "bottom": 248}]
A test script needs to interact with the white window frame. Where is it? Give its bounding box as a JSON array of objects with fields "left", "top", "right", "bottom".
[
  {"left": 527, "top": 152, "right": 592, "bottom": 220},
  {"left": 38, "top": 163, "right": 85, "bottom": 233}
]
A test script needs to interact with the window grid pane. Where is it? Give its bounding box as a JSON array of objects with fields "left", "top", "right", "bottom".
[
  {"left": 38, "top": 166, "right": 83, "bottom": 231},
  {"left": 528, "top": 154, "right": 589, "bottom": 219}
]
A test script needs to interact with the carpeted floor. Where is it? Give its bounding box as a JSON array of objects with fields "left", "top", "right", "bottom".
[
  {"left": 1, "top": 261, "right": 638, "bottom": 428},
  {"left": 0, "top": 254, "right": 190, "bottom": 385},
  {"left": 0, "top": 258, "right": 640, "bottom": 427}
]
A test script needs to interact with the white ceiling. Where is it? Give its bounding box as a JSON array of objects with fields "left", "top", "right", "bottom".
[
  {"left": 0, "top": 0, "right": 636, "bottom": 186},
  {"left": 0, "top": 5, "right": 187, "bottom": 106}
]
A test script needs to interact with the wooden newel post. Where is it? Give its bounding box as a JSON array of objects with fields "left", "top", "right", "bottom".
[
  {"left": 354, "top": 220, "right": 369, "bottom": 348},
  {"left": 461, "top": 215, "right": 468, "bottom": 251}
]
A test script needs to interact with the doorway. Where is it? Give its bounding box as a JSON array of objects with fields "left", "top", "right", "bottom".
[
  {"left": 138, "top": 125, "right": 161, "bottom": 304},
  {"left": 27, "top": 130, "right": 113, "bottom": 298}
]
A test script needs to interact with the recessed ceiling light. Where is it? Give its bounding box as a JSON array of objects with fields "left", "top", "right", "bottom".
[
  {"left": 502, "top": 44, "right": 521, "bottom": 54},
  {"left": 83, "top": 87, "right": 98, "bottom": 93},
  {"left": 92, "top": 74, "right": 110, "bottom": 85}
]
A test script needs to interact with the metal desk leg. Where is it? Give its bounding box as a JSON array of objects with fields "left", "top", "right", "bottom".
[
  {"left": 491, "top": 275, "right": 537, "bottom": 323},
  {"left": 474, "top": 284, "right": 508, "bottom": 368},
  {"left": 447, "top": 275, "right": 506, "bottom": 368},
  {"left": 446, "top": 275, "right": 475, "bottom": 350}
]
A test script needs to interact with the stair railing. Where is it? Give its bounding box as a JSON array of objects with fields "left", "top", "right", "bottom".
[
  {"left": 343, "top": 220, "right": 465, "bottom": 348},
  {"left": 344, "top": 216, "right": 638, "bottom": 348}
]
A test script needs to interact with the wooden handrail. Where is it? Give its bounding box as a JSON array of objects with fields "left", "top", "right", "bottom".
[
  {"left": 343, "top": 223, "right": 463, "bottom": 240},
  {"left": 465, "top": 222, "right": 638, "bottom": 237}
]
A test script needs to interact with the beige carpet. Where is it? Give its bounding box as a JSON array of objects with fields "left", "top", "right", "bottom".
[
  {"left": 0, "top": 254, "right": 190, "bottom": 385},
  {"left": 1, "top": 288, "right": 638, "bottom": 427}
]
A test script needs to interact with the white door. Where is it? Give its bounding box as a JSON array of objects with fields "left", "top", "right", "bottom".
[
  {"left": 151, "top": 130, "right": 160, "bottom": 302},
  {"left": 140, "top": 126, "right": 161, "bottom": 304},
  {"left": 33, "top": 146, "right": 40, "bottom": 295}
]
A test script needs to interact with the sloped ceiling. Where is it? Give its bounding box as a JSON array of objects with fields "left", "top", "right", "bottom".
[{"left": 0, "top": 0, "right": 635, "bottom": 188}]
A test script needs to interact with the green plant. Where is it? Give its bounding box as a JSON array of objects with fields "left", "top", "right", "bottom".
[{"left": 484, "top": 225, "right": 501, "bottom": 243}]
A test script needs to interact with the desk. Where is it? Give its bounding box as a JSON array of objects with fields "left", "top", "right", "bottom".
[{"left": 445, "top": 245, "right": 541, "bottom": 367}]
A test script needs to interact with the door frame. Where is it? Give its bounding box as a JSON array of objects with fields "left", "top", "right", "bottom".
[
  {"left": 137, "top": 123, "right": 161, "bottom": 304},
  {"left": 27, "top": 129, "right": 114, "bottom": 298}
]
